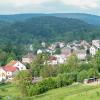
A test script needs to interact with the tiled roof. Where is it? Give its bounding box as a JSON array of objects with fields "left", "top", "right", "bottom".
[
  {"left": 6, "top": 60, "right": 17, "bottom": 67},
  {"left": 48, "top": 56, "right": 57, "bottom": 61},
  {"left": 3, "top": 66, "right": 17, "bottom": 72}
]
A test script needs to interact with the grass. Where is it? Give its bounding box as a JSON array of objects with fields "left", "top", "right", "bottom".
[
  {"left": 27, "top": 84, "right": 100, "bottom": 100},
  {"left": 1, "top": 83, "right": 100, "bottom": 100},
  {"left": 0, "top": 83, "right": 21, "bottom": 100}
]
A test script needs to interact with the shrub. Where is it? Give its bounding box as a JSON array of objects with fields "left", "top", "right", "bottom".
[
  {"left": 28, "top": 73, "right": 76, "bottom": 96},
  {"left": 28, "top": 77, "right": 56, "bottom": 96},
  {"left": 77, "top": 70, "right": 88, "bottom": 82}
]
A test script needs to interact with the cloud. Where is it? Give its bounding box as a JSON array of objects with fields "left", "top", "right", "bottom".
[
  {"left": 0, "top": 0, "right": 100, "bottom": 14},
  {"left": 61, "top": 0, "right": 99, "bottom": 9},
  {"left": 0, "top": 0, "right": 48, "bottom": 7}
]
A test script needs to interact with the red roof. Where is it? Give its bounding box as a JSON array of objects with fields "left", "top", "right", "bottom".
[
  {"left": 3, "top": 66, "right": 17, "bottom": 72},
  {"left": 48, "top": 56, "right": 57, "bottom": 61},
  {"left": 6, "top": 60, "right": 17, "bottom": 67}
]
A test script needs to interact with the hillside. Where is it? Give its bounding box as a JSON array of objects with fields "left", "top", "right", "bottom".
[
  {"left": 0, "top": 16, "right": 99, "bottom": 45},
  {"left": 30, "top": 84, "right": 100, "bottom": 100},
  {"left": 0, "top": 13, "right": 100, "bottom": 26},
  {"left": 51, "top": 13, "right": 100, "bottom": 26},
  {"left": 1, "top": 84, "right": 100, "bottom": 100}
]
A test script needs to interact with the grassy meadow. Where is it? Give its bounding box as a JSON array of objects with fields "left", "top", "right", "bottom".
[
  {"left": 30, "top": 84, "right": 100, "bottom": 100},
  {"left": 0, "top": 83, "right": 21, "bottom": 100},
  {"left": 0, "top": 83, "right": 100, "bottom": 100}
]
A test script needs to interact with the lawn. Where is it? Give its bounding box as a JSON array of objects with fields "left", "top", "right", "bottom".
[{"left": 1, "top": 83, "right": 100, "bottom": 100}]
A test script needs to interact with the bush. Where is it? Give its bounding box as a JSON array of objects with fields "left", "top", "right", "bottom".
[
  {"left": 28, "top": 73, "right": 76, "bottom": 96},
  {"left": 88, "top": 68, "right": 99, "bottom": 78},
  {"left": 77, "top": 70, "right": 88, "bottom": 82},
  {"left": 56, "top": 73, "right": 76, "bottom": 88},
  {"left": 28, "top": 77, "right": 56, "bottom": 96}
]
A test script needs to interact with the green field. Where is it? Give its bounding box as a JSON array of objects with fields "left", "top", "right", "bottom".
[
  {"left": 1, "top": 83, "right": 100, "bottom": 100},
  {"left": 30, "top": 84, "right": 100, "bottom": 100},
  {"left": 0, "top": 83, "right": 21, "bottom": 100}
]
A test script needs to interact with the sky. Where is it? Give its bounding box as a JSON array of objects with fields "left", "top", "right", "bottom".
[{"left": 0, "top": 0, "right": 100, "bottom": 15}]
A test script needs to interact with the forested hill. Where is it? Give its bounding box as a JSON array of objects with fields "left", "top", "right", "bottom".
[
  {"left": 0, "top": 13, "right": 100, "bottom": 26},
  {"left": 51, "top": 13, "right": 100, "bottom": 26},
  {"left": 0, "top": 16, "right": 99, "bottom": 45}
]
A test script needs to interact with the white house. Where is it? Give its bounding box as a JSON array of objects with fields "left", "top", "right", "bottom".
[
  {"left": 0, "top": 68, "right": 6, "bottom": 82},
  {"left": 90, "top": 46, "right": 98, "bottom": 56},
  {"left": 37, "top": 49, "right": 43, "bottom": 54},
  {"left": 3, "top": 60, "right": 27, "bottom": 80},
  {"left": 13, "top": 61, "right": 26, "bottom": 71},
  {"left": 92, "top": 40, "right": 100, "bottom": 48},
  {"left": 6, "top": 60, "right": 26, "bottom": 71},
  {"left": 41, "top": 42, "right": 46, "bottom": 47},
  {"left": 54, "top": 55, "right": 66, "bottom": 64},
  {"left": 46, "top": 54, "right": 66, "bottom": 65},
  {"left": 76, "top": 50, "right": 87, "bottom": 60}
]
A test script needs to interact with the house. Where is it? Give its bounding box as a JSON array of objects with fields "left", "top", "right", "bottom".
[
  {"left": 76, "top": 50, "right": 87, "bottom": 60},
  {"left": 37, "top": 49, "right": 43, "bottom": 54},
  {"left": 61, "top": 47, "right": 73, "bottom": 57},
  {"left": 90, "top": 46, "right": 98, "bottom": 56},
  {"left": 2, "top": 60, "right": 27, "bottom": 80},
  {"left": 22, "top": 53, "right": 35, "bottom": 64},
  {"left": 59, "top": 42, "right": 65, "bottom": 48},
  {"left": 92, "top": 40, "right": 100, "bottom": 49},
  {"left": 6, "top": 60, "right": 26, "bottom": 71},
  {"left": 47, "top": 56, "right": 58, "bottom": 65},
  {"left": 46, "top": 54, "right": 66, "bottom": 65},
  {"left": 48, "top": 44, "right": 56, "bottom": 51},
  {"left": 41, "top": 42, "right": 46, "bottom": 48},
  {"left": 3, "top": 66, "right": 17, "bottom": 80},
  {"left": 29, "top": 44, "right": 33, "bottom": 51},
  {"left": 54, "top": 55, "right": 66, "bottom": 64},
  {"left": 0, "top": 68, "right": 6, "bottom": 82}
]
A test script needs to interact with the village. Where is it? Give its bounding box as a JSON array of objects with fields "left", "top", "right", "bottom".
[{"left": 0, "top": 39, "right": 100, "bottom": 84}]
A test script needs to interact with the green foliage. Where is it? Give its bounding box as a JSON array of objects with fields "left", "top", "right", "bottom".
[
  {"left": 67, "top": 53, "right": 79, "bottom": 72},
  {"left": 55, "top": 48, "right": 61, "bottom": 54},
  {"left": 31, "top": 54, "right": 45, "bottom": 77},
  {"left": 14, "top": 70, "right": 32, "bottom": 96},
  {"left": 0, "top": 43, "right": 27, "bottom": 66},
  {"left": 88, "top": 68, "right": 99, "bottom": 78},
  {"left": 41, "top": 65, "right": 58, "bottom": 78},
  {"left": 28, "top": 78, "right": 56, "bottom": 96},
  {"left": 93, "top": 51, "right": 100, "bottom": 72},
  {"left": 77, "top": 70, "right": 88, "bottom": 82},
  {"left": 0, "top": 16, "right": 99, "bottom": 47}
]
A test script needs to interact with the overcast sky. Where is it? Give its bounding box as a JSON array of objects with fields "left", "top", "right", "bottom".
[{"left": 0, "top": 0, "right": 100, "bottom": 15}]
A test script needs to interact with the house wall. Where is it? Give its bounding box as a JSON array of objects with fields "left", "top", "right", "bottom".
[
  {"left": 22, "top": 58, "right": 32, "bottom": 64},
  {"left": 77, "top": 53, "right": 86, "bottom": 60},
  {"left": 90, "top": 47, "right": 97, "bottom": 56},
  {"left": 0, "top": 69, "right": 6, "bottom": 82},
  {"left": 13, "top": 61, "right": 26, "bottom": 71}
]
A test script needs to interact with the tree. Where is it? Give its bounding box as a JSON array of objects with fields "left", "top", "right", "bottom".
[
  {"left": 93, "top": 51, "right": 100, "bottom": 72},
  {"left": 6, "top": 52, "right": 16, "bottom": 63},
  {"left": 67, "top": 53, "right": 79, "bottom": 72},
  {"left": 77, "top": 70, "right": 88, "bottom": 82},
  {"left": 41, "top": 65, "right": 57, "bottom": 78},
  {"left": 14, "top": 70, "right": 32, "bottom": 96},
  {"left": 31, "top": 54, "right": 45, "bottom": 77},
  {"left": 88, "top": 68, "right": 99, "bottom": 78},
  {"left": 55, "top": 48, "right": 61, "bottom": 54}
]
